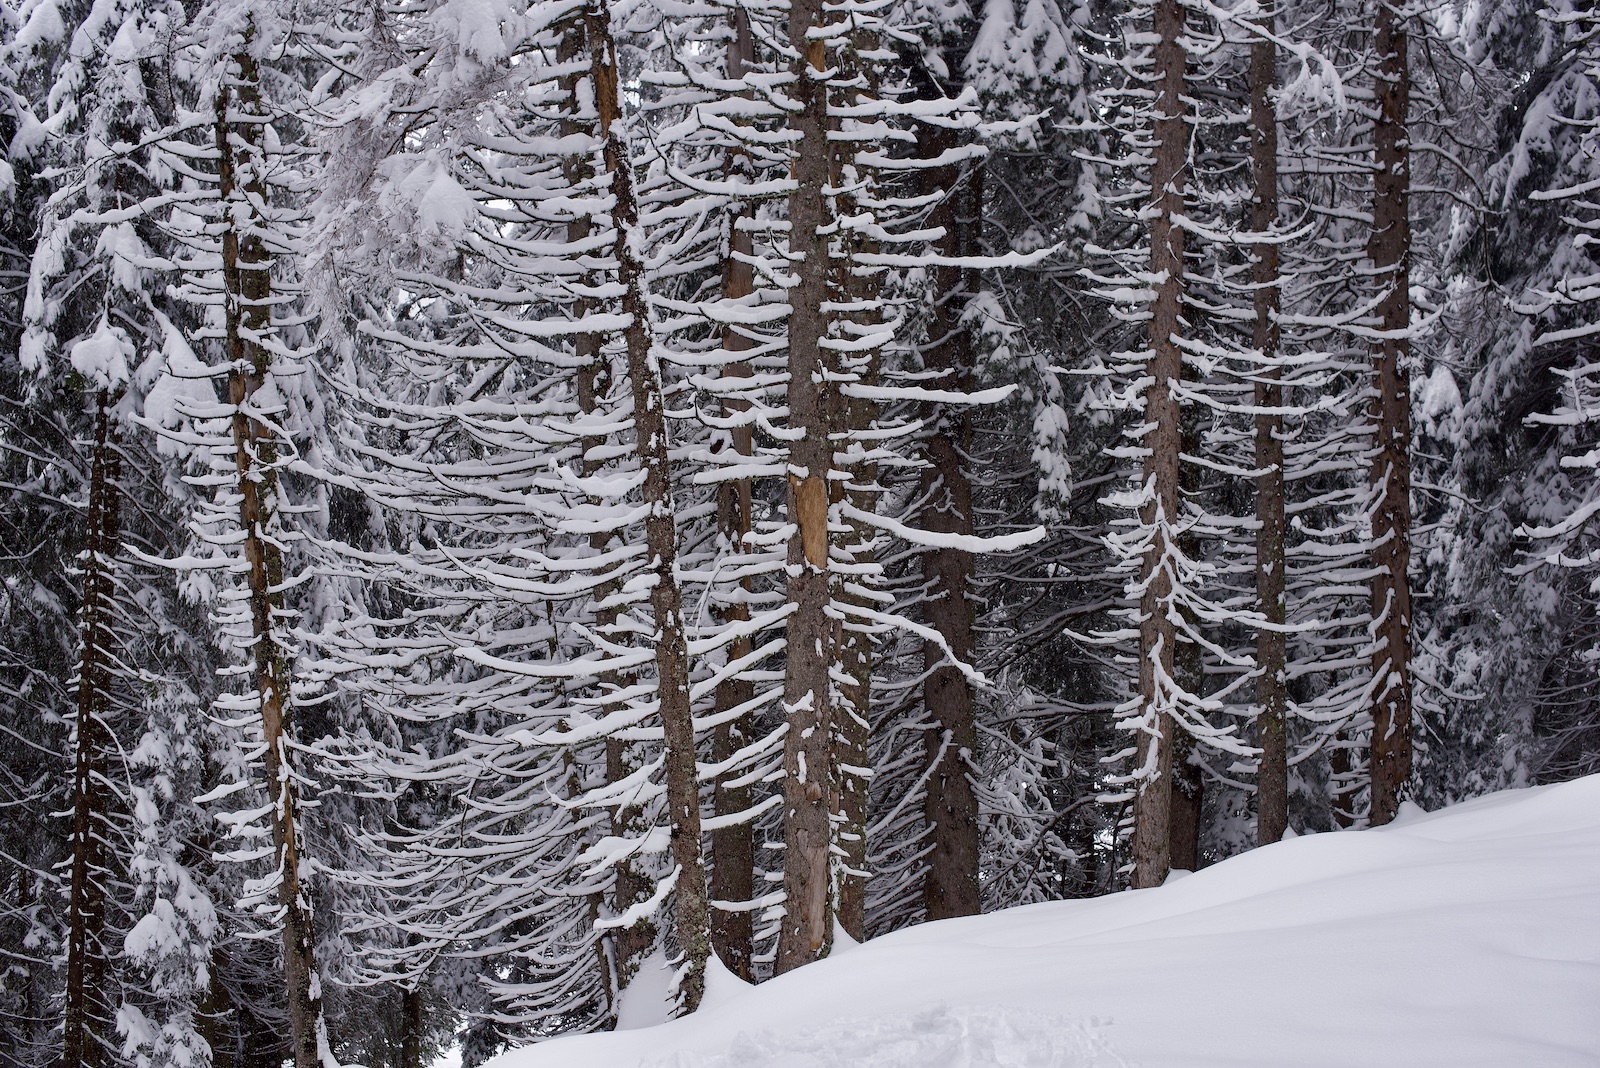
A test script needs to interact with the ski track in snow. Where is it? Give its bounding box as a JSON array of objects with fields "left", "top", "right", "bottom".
[{"left": 490, "top": 776, "right": 1600, "bottom": 1068}]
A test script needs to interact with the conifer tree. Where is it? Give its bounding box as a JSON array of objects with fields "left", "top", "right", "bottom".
[{"left": 1367, "top": 0, "right": 1413, "bottom": 826}]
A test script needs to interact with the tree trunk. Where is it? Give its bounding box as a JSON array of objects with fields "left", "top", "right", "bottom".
[
  {"left": 1250, "top": 8, "right": 1289, "bottom": 847},
  {"left": 918, "top": 122, "right": 982, "bottom": 922},
  {"left": 1367, "top": 0, "right": 1412, "bottom": 827},
  {"left": 1168, "top": 731, "right": 1203, "bottom": 872},
  {"left": 775, "top": 0, "right": 838, "bottom": 973},
  {"left": 1131, "top": 0, "right": 1188, "bottom": 891},
  {"left": 832, "top": 38, "right": 884, "bottom": 938},
  {"left": 585, "top": 0, "right": 711, "bottom": 1011},
  {"left": 558, "top": 18, "right": 645, "bottom": 1011},
  {"left": 1329, "top": 727, "right": 1359, "bottom": 828},
  {"left": 199, "top": 948, "right": 237, "bottom": 1068},
  {"left": 398, "top": 981, "right": 422, "bottom": 1068},
  {"left": 835, "top": 400, "right": 876, "bottom": 943},
  {"left": 216, "top": 49, "right": 327, "bottom": 1068},
  {"left": 1170, "top": 418, "right": 1203, "bottom": 872},
  {"left": 709, "top": 8, "right": 758, "bottom": 979},
  {"left": 63, "top": 388, "right": 119, "bottom": 1068}
]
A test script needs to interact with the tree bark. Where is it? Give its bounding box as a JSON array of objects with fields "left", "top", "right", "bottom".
[
  {"left": 1170, "top": 418, "right": 1203, "bottom": 872},
  {"left": 63, "top": 388, "right": 119, "bottom": 1068},
  {"left": 1131, "top": 0, "right": 1188, "bottom": 891},
  {"left": 558, "top": 18, "right": 646, "bottom": 1011},
  {"left": 585, "top": 0, "right": 711, "bottom": 1010},
  {"left": 709, "top": 8, "right": 758, "bottom": 979},
  {"left": 824, "top": 26, "right": 881, "bottom": 943},
  {"left": 216, "top": 48, "right": 327, "bottom": 1068},
  {"left": 1168, "top": 731, "right": 1203, "bottom": 872},
  {"left": 1329, "top": 727, "right": 1358, "bottom": 828},
  {"left": 198, "top": 948, "right": 237, "bottom": 1068},
  {"left": 1367, "top": 0, "right": 1413, "bottom": 827},
  {"left": 832, "top": 37, "right": 884, "bottom": 938},
  {"left": 1250, "top": 7, "right": 1289, "bottom": 847},
  {"left": 918, "top": 121, "right": 982, "bottom": 922},
  {"left": 775, "top": 0, "right": 838, "bottom": 973},
  {"left": 399, "top": 981, "right": 423, "bottom": 1068}
]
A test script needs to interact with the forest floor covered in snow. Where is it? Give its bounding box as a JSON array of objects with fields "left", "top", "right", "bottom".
[{"left": 494, "top": 776, "right": 1600, "bottom": 1067}]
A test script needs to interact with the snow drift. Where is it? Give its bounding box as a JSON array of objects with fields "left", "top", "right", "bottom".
[{"left": 491, "top": 776, "right": 1600, "bottom": 1067}]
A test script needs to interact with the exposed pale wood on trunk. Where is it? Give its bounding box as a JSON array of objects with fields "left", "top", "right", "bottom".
[
  {"left": 216, "top": 47, "right": 327, "bottom": 1068},
  {"left": 775, "top": 0, "right": 839, "bottom": 973},
  {"left": 558, "top": 19, "right": 644, "bottom": 1011}
]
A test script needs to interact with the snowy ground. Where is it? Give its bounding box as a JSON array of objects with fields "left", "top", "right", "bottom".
[{"left": 490, "top": 777, "right": 1600, "bottom": 1067}]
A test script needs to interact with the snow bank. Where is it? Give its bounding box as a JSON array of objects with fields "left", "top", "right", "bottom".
[{"left": 492, "top": 777, "right": 1600, "bottom": 1067}]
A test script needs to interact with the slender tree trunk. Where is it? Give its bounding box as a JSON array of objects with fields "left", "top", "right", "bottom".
[
  {"left": 558, "top": 19, "right": 647, "bottom": 1010},
  {"left": 1168, "top": 731, "right": 1203, "bottom": 871},
  {"left": 199, "top": 948, "right": 237, "bottom": 1068},
  {"left": 832, "top": 41, "right": 884, "bottom": 937},
  {"left": 709, "top": 8, "right": 758, "bottom": 979},
  {"left": 399, "top": 981, "right": 422, "bottom": 1068},
  {"left": 1170, "top": 419, "right": 1203, "bottom": 872},
  {"left": 1367, "top": 0, "right": 1412, "bottom": 827},
  {"left": 834, "top": 374, "right": 877, "bottom": 943},
  {"left": 1250, "top": 8, "right": 1289, "bottom": 847},
  {"left": 585, "top": 0, "right": 711, "bottom": 1010},
  {"left": 603, "top": 738, "right": 655, "bottom": 995},
  {"left": 775, "top": 0, "right": 838, "bottom": 973},
  {"left": 63, "top": 388, "right": 119, "bottom": 1068},
  {"left": 1131, "top": 0, "right": 1188, "bottom": 890},
  {"left": 217, "top": 52, "right": 327, "bottom": 1068},
  {"left": 1329, "top": 727, "right": 1358, "bottom": 828},
  {"left": 835, "top": 511, "right": 873, "bottom": 942},
  {"left": 918, "top": 122, "right": 982, "bottom": 921}
]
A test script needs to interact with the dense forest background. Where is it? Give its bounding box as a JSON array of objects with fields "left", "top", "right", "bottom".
[{"left": 2, "top": 0, "right": 1599, "bottom": 1066}]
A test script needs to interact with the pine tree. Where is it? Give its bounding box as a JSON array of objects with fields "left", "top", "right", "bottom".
[{"left": 1366, "top": 0, "right": 1413, "bottom": 826}]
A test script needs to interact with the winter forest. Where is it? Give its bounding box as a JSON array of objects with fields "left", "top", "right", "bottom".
[{"left": 1, "top": 0, "right": 1599, "bottom": 1064}]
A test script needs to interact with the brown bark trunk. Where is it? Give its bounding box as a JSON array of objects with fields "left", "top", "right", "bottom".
[
  {"left": 63, "top": 389, "right": 119, "bottom": 1068},
  {"left": 1168, "top": 732, "right": 1202, "bottom": 872},
  {"left": 825, "top": 27, "right": 889, "bottom": 940},
  {"left": 1169, "top": 419, "right": 1203, "bottom": 872},
  {"left": 1250, "top": 9, "right": 1289, "bottom": 847},
  {"left": 834, "top": 603, "right": 871, "bottom": 941},
  {"left": 1329, "top": 726, "right": 1358, "bottom": 829},
  {"left": 559, "top": 19, "right": 643, "bottom": 1011},
  {"left": 1130, "top": 0, "right": 1188, "bottom": 891},
  {"left": 216, "top": 48, "right": 326, "bottom": 1068},
  {"left": 605, "top": 737, "right": 656, "bottom": 993},
  {"left": 918, "top": 122, "right": 982, "bottom": 922},
  {"left": 399, "top": 981, "right": 422, "bottom": 1068},
  {"left": 775, "top": 0, "right": 838, "bottom": 974},
  {"left": 585, "top": 0, "right": 711, "bottom": 1010},
  {"left": 835, "top": 430, "right": 875, "bottom": 944},
  {"left": 199, "top": 948, "right": 237, "bottom": 1068},
  {"left": 709, "top": 9, "right": 758, "bottom": 979},
  {"left": 832, "top": 41, "right": 883, "bottom": 938},
  {"left": 1367, "top": 0, "right": 1412, "bottom": 827}
]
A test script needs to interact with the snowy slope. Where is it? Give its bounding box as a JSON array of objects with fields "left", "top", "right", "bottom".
[{"left": 491, "top": 777, "right": 1600, "bottom": 1067}]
